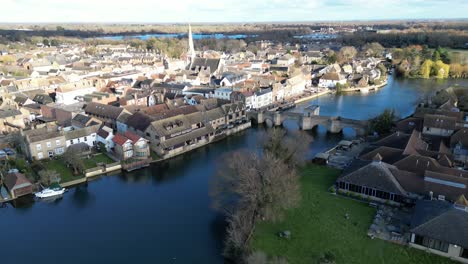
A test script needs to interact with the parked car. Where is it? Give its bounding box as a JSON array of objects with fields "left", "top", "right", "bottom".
[
  {"left": 0, "top": 150, "right": 7, "bottom": 158},
  {"left": 3, "top": 148, "right": 15, "bottom": 156}
]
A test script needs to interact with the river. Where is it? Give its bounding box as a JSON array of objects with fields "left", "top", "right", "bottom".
[{"left": 1, "top": 76, "right": 466, "bottom": 264}]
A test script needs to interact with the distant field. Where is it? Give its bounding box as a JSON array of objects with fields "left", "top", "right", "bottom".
[
  {"left": 448, "top": 49, "right": 468, "bottom": 64},
  {"left": 251, "top": 165, "right": 455, "bottom": 264}
]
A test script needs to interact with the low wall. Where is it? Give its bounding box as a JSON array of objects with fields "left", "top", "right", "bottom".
[
  {"left": 84, "top": 162, "right": 122, "bottom": 178},
  {"left": 61, "top": 177, "right": 87, "bottom": 188},
  {"left": 225, "top": 122, "right": 251, "bottom": 136},
  {"left": 294, "top": 90, "right": 330, "bottom": 104}
]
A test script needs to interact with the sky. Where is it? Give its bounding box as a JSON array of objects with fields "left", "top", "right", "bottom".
[{"left": 2, "top": 0, "right": 468, "bottom": 23}]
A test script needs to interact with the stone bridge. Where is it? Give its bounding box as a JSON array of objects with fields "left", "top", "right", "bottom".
[{"left": 247, "top": 108, "right": 369, "bottom": 136}]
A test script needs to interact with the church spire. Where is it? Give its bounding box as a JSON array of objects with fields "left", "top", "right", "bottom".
[{"left": 187, "top": 23, "right": 195, "bottom": 66}]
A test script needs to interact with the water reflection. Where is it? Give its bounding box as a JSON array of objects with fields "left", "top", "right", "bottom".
[{"left": 70, "top": 183, "right": 96, "bottom": 209}]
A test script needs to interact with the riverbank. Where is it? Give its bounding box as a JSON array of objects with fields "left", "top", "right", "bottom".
[
  {"left": 339, "top": 79, "right": 388, "bottom": 93},
  {"left": 294, "top": 89, "right": 331, "bottom": 104},
  {"left": 251, "top": 165, "right": 455, "bottom": 264}
]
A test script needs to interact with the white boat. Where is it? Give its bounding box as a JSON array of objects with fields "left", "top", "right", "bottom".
[{"left": 35, "top": 188, "right": 66, "bottom": 199}]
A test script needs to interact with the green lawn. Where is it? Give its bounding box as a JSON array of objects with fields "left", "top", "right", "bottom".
[
  {"left": 43, "top": 159, "right": 83, "bottom": 183},
  {"left": 251, "top": 165, "right": 455, "bottom": 264},
  {"left": 83, "top": 153, "right": 114, "bottom": 169}
]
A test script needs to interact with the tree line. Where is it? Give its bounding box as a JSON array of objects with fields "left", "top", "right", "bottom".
[
  {"left": 340, "top": 31, "right": 468, "bottom": 49},
  {"left": 393, "top": 46, "right": 468, "bottom": 78}
]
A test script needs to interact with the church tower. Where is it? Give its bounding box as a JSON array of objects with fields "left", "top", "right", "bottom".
[{"left": 187, "top": 23, "right": 196, "bottom": 67}]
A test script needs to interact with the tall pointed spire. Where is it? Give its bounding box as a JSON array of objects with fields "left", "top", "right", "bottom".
[{"left": 187, "top": 23, "right": 195, "bottom": 66}]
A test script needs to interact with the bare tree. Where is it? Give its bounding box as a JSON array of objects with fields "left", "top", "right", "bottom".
[
  {"left": 38, "top": 169, "right": 61, "bottom": 186},
  {"left": 212, "top": 152, "right": 301, "bottom": 261},
  {"left": 212, "top": 128, "right": 309, "bottom": 262},
  {"left": 262, "top": 128, "right": 313, "bottom": 168},
  {"left": 62, "top": 148, "right": 85, "bottom": 175},
  {"left": 337, "top": 46, "right": 357, "bottom": 63}
]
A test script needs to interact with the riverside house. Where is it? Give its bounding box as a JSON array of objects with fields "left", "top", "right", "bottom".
[
  {"left": 112, "top": 131, "right": 150, "bottom": 160},
  {"left": 84, "top": 102, "right": 130, "bottom": 130},
  {"left": 22, "top": 125, "right": 66, "bottom": 160},
  {"left": 4, "top": 172, "right": 33, "bottom": 199},
  {"left": 409, "top": 199, "right": 468, "bottom": 263},
  {"left": 145, "top": 112, "right": 214, "bottom": 158}
]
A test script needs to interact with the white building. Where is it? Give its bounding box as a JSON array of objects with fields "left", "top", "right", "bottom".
[
  {"left": 96, "top": 126, "right": 115, "bottom": 152},
  {"left": 64, "top": 126, "right": 98, "bottom": 148},
  {"left": 245, "top": 88, "right": 273, "bottom": 110},
  {"left": 214, "top": 87, "right": 233, "bottom": 101},
  {"left": 319, "top": 72, "right": 347, "bottom": 88},
  {"left": 56, "top": 80, "right": 97, "bottom": 105}
]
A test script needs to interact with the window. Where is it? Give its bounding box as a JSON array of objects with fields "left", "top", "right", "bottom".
[
  {"left": 36, "top": 144, "right": 42, "bottom": 151},
  {"left": 37, "top": 152, "right": 43, "bottom": 159},
  {"left": 55, "top": 147, "right": 64, "bottom": 155},
  {"left": 84, "top": 137, "right": 87, "bottom": 142},
  {"left": 46, "top": 142, "right": 52, "bottom": 148},
  {"left": 70, "top": 139, "right": 74, "bottom": 144},
  {"left": 417, "top": 236, "right": 449, "bottom": 253},
  {"left": 56, "top": 139, "right": 61, "bottom": 146},
  {"left": 461, "top": 248, "right": 468, "bottom": 259}
]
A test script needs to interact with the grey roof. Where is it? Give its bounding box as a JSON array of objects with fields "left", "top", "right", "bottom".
[
  {"left": 84, "top": 102, "right": 124, "bottom": 120},
  {"left": 411, "top": 200, "right": 468, "bottom": 248},
  {"left": 64, "top": 126, "right": 98, "bottom": 140},
  {"left": 0, "top": 109, "right": 22, "bottom": 119},
  {"left": 161, "top": 125, "right": 214, "bottom": 149},
  {"left": 72, "top": 114, "right": 92, "bottom": 126},
  {"left": 338, "top": 161, "right": 408, "bottom": 196},
  {"left": 205, "top": 107, "right": 225, "bottom": 121},
  {"left": 33, "top": 94, "right": 54, "bottom": 104},
  {"left": 126, "top": 112, "right": 155, "bottom": 132},
  {"left": 190, "top": 58, "right": 221, "bottom": 74},
  {"left": 24, "top": 127, "right": 64, "bottom": 143}
]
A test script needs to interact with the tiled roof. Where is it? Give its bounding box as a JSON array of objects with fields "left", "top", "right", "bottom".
[{"left": 112, "top": 133, "right": 130, "bottom": 146}]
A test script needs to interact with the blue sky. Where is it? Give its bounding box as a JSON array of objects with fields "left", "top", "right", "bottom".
[{"left": 2, "top": 0, "right": 467, "bottom": 22}]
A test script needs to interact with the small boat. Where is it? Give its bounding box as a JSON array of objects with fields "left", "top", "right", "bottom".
[{"left": 35, "top": 187, "right": 66, "bottom": 199}]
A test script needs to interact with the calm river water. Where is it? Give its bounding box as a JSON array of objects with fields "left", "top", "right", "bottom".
[{"left": 1, "top": 76, "right": 466, "bottom": 264}]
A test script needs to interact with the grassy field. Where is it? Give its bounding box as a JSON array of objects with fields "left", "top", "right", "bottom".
[
  {"left": 83, "top": 153, "right": 114, "bottom": 169},
  {"left": 251, "top": 165, "right": 455, "bottom": 264},
  {"left": 448, "top": 49, "right": 468, "bottom": 65},
  {"left": 43, "top": 159, "right": 83, "bottom": 183}
]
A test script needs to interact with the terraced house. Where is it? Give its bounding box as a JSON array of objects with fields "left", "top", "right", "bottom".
[
  {"left": 22, "top": 125, "right": 66, "bottom": 160},
  {"left": 146, "top": 112, "right": 214, "bottom": 158}
]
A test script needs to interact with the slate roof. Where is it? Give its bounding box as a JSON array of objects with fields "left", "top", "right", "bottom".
[
  {"left": 33, "top": 94, "right": 54, "bottom": 104},
  {"left": 84, "top": 102, "right": 124, "bottom": 120},
  {"left": 160, "top": 125, "right": 214, "bottom": 149},
  {"left": 410, "top": 200, "right": 468, "bottom": 248},
  {"left": 151, "top": 115, "right": 191, "bottom": 137},
  {"left": 64, "top": 126, "right": 98, "bottom": 140},
  {"left": 72, "top": 114, "right": 91, "bottom": 126},
  {"left": 0, "top": 109, "right": 22, "bottom": 119},
  {"left": 190, "top": 58, "right": 221, "bottom": 74},
  {"left": 450, "top": 128, "right": 468, "bottom": 148},
  {"left": 338, "top": 161, "right": 408, "bottom": 195},
  {"left": 423, "top": 114, "right": 457, "bottom": 130},
  {"left": 360, "top": 146, "right": 405, "bottom": 164},
  {"left": 374, "top": 132, "right": 411, "bottom": 149},
  {"left": 125, "top": 112, "right": 155, "bottom": 132}
]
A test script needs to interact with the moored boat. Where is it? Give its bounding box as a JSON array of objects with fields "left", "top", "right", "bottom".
[{"left": 35, "top": 187, "right": 66, "bottom": 199}]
